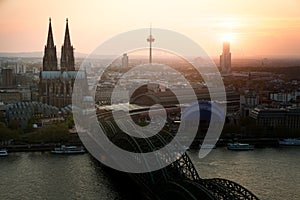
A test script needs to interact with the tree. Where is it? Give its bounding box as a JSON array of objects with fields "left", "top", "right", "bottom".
[
  {"left": 27, "top": 123, "right": 69, "bottom": 143},
  {"left": 8, "top": 120, "right": 20, "bottom": 130},
  {"left": 0, "top": 110, "right": 4, "bottom": 123},
  {"left": 26, "top": 117, "right": 36, "bottom": 133},
  {"left": 0, "top": 122, "right": 21, "bottom": 142},
  {"left": 66, "top": 114, "right": 74, "bottom": 129}
]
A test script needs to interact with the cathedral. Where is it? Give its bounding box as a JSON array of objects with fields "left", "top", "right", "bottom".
[{"left": 39, "top": 18, "right": 87, "bottom": 108}]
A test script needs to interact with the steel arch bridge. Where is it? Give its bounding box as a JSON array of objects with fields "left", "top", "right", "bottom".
[{"left": 97, "top": 117, "right": 260, "bottom": 200}]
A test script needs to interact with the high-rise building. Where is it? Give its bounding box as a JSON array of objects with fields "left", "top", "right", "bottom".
[
  {"left": 1, "top": 68, "right": 14, "bottom": 88},
  {"left": 220, "top": 42, "right": 231, "bottom": 75},
  {"left": 122, "top": 53, "right": 128, "bottom": 68},
  {"left": 21, "top": 65, "right": 26, "bottom": 74},
  {"left": 15, "top": 64, "right": 26, "bottom": 74},
  {"left": 15, "top": 64, "right": 18, "bottom": 74},
  {"left": 39, "top": 18, "right": 87, "bottom": 108}
]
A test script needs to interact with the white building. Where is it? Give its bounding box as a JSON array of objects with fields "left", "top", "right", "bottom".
[{"left": 270, "top": 91, "right": 300, "bottom": 103}]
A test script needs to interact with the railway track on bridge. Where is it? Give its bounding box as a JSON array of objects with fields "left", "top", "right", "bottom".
[{"left": 94, "top": 114, "right": 259, "bottom": 200}]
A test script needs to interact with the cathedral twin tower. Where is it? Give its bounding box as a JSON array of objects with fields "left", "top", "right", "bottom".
[
  {"left": 43, "top": 18, "right": 75, "bottom": 72},
  {"left": 40, "top": 18, "right": 87, "bottom": 108}
]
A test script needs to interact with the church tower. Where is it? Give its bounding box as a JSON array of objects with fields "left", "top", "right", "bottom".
[
  {"left": 43, "top": 18, "right": 58, "bottom": 71},
  {"left": 40, "top": 18, "right": 87, "bottom": 108},
  {"left": 61, "top": 18, "right": 75, "bottom": 71}
]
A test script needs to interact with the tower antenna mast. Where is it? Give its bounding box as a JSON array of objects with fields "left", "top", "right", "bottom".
[{"left": 147, "top": 24, "right": 155, "bottom": 64}]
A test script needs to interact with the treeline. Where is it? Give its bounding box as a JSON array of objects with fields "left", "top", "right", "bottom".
[
  {"left": 25, "top": 123, "right": 69, "bottom": 143},
  {"left": 0, "top": 122, "right": 22, "bottom": 141},
  {"left": 0, "top": 122, "right": 69, "bottom": 144}
]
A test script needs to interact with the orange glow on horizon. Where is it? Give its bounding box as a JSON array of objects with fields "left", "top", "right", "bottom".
[
  {"left": 221, "top": 33, "right": 235, "bottom": 43},
  {"left": 0, "top": 0, "right": 300, "bottom": 58}
]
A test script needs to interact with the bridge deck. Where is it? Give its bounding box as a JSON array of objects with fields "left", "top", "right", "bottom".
[{"left": 95, "top": 116, "right": 259, "bottom": 200}]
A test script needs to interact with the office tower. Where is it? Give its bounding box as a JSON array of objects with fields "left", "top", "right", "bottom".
[
  {"left": 220, "top": 42, "right": 231, "bottom": 75},
  {"left": 2, "top": 68, "right": 14, "bottom": 88}
]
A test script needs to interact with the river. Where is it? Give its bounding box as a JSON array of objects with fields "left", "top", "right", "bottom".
[{"left": 0, "top": 147, "right": 299, "bottom": 199}]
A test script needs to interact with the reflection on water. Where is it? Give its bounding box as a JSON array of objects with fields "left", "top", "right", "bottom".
[
  {"left": 0, "top": 152, "right": 124, "bottom": 200},
  {"left": 0, "top": 148, "right": 299, "bottom": 199},
  {"left": 189, "top": 147, "right": 300, "bottom": 200}
]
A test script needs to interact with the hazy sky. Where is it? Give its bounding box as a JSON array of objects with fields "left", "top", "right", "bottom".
[{"left": 1, "top": 0, "right": 300, "bottom": 58}]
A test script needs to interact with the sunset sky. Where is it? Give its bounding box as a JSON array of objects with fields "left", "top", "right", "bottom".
[{"left": 1, "top": 0, "right": 300, "bottom": 58}]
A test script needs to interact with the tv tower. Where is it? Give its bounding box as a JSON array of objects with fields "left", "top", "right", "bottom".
[{"left": 147, "top": 24, "right": 155, "bottom": 64}]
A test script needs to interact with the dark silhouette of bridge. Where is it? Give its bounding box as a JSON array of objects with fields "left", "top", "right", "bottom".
[{"left": 96, "top": 116, "right": 260, "bottom": 200}]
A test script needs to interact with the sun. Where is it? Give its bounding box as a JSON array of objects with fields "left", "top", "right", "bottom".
[{"left": 221, "top": 32, "right": 235, "bottom": 43}]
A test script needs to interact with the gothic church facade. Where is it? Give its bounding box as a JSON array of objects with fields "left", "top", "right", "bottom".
[{"left": 39, "top": 18, "right": 87, "bottom": 108}]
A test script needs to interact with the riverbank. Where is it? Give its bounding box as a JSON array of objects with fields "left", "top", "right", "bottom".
[
  {"left": 1, "top": 137, "right": 293, "bottom": 153},
  {"left": 190, "top": 137, "right": 281, "bottom": 149},
  {"left": 0, "top": 142, "right": 84, "bottom": 152},
  {"left": 218, "top": 138, "right": 280, "bottom": 147}
]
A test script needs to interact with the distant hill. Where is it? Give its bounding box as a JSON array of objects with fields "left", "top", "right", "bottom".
[
  {"left": 0, "top": 52, "right": 43, "bottom": 58},
  {"left": 0, "top": 51, "right": 88, "bottom": 58}
]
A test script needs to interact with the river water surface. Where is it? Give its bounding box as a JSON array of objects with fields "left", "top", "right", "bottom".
[{"left": 0, "top": 147, "right": 299, "bottom": 199}]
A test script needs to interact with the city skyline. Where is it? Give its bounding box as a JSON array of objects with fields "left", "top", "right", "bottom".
[
  {"left": 0, "top": 2, "right": 300, "bottom": 199},
  {"left": 1, "top": 0, "right": 300, "bottom": 58}
]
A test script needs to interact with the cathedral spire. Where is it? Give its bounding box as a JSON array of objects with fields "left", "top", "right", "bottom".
[
  {"left": 46, "top": 18, "right": 55, "bottom": 48},
  {"left": 63, "top": 18, "right": 71, "bottom": 47},
  {"left": 61, "top": 18, "right": 75, "bottom": 72},
  {"left": 43, "top": 17, "right": 58, "bottom": 71}
]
